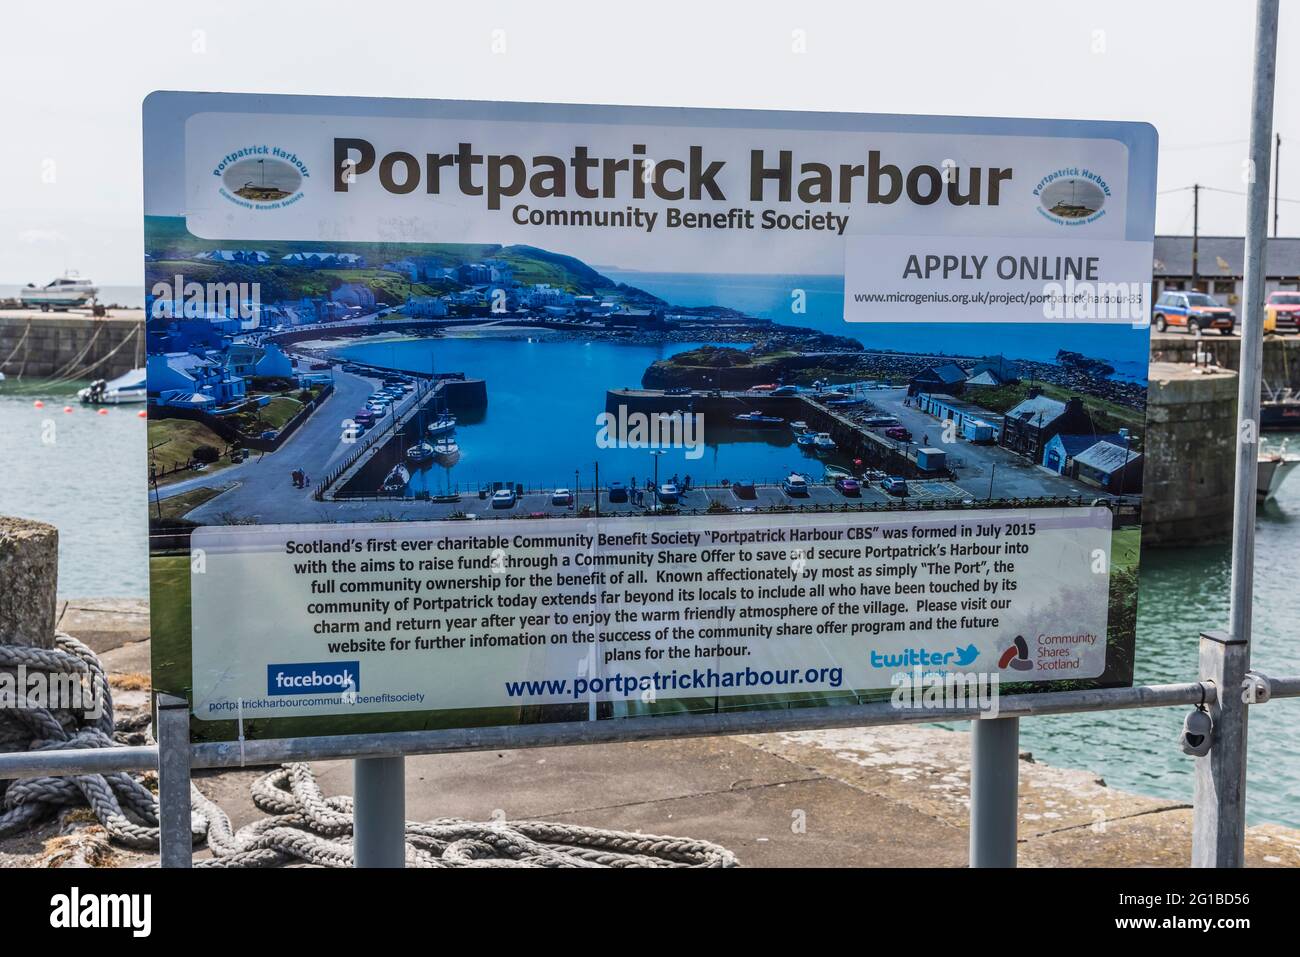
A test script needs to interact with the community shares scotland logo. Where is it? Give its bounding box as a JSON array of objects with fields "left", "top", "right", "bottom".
[
  {"left": 1033, "top": 168, "right": 1109, "bottom": 226},
  {"left": 215, "top": 146, "right": 309, "bottom": 210}
]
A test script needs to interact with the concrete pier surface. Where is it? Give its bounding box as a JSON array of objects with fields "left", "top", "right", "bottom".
[{"left": 3, "top": 606, "right": 1298, "bottom": 868}]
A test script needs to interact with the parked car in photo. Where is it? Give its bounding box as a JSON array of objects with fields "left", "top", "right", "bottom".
[
  {"left": 1152, "top": 291, "right": 1235, "bottom": 335},
  {"left": 835, "top": 476, "right": 861, "bottom": 496},
  {"left": 771, "top": 385, "right": 799, "bottom": 396},
  {"left": 1265, "top": 291, "right": 1300, "bottom": 334},
  {"left": 884, "top": 426, "right": 913, "bottom": 441},
  {"left": 881, "top": 476, "right": 909, "bottom": 497},
  {"left": 657, "top": 482, "right": 680, "bottom": 503},
  {"left": 732, "top": 479, "right": 757, "bottom": 499},
  {"left": 491, "top": 488, "right": 517, "bottom": 508},
  {"left": 551, "top": 488, "right": 574, "bottom": 506},
  {"left": 607, "top": 481, "right": 628, "bottom": 503},
  {"left": 782, "top": 473, "right": 810, "bottom": 496}
]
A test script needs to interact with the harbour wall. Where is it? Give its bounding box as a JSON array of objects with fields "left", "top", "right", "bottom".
[
  {"left": 1151, "top": 332, "right": 1300, "bottom": 391},
  {"left": 1141, "top": 362, "right": 1240, "bottom": 547},
  {"left": 0, "top": 312, "right": 145, "bottom": 382}
]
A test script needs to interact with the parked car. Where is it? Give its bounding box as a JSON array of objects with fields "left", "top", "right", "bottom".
[
  {"left": 491, "top": 488, "right": 517, "bottom": 509},
  {"left": 1152, "top": 291, "right": 1235, "bottom": 335},
  {"left": 884, "top": 426, "right": 913, "bottom": 441},
  {"left": 354, "top": 410, "right": 375, "bottom": 425},
  {"left": 881, "top": 476, "right": 908, "bottom": 497},
  {"left": 551, "top": 488, "right": 574, "bottom": 507},
  {"left": 732, "top": 479, "right": 757, "bottom": 499},
  {"left": 771, "top": 385, "right": 799, "bottom": 396},
  {"left": 1265, "top": 291, "right": 1300, "bottom": 334},
  {"left": 656, "top": 482, "right": 680, "bottom": 503},
  {"left": 835, "top": 476, "right": 861, "bottom": 496},
  {"left": 607, "top": 481, "right": 628, "bottom": 503}
]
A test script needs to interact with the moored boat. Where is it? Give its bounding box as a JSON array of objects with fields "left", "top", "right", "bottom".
[
  {"left": 427, "top": 412, "right": 457, "bottom": 437},
  {"left": 406, "top": 441, "right": 435, "bottom": 465},
  {"left": 1258, "top": 452, "right": 1300, "bottom": 500},
  {"left": 381, "top": 464, "right": 410, "bottom": 492},
  {"left": 812, "top": 432, "right": 837, "bottom": 453},
  {"left": 78, "top": 368, "right": 146, "bottom": 405},
  {"left": 733, "top": 410, "right": 785, "bottom": 427},
  {"left": 432, "top": 437, "right": 460, "bottom": 464}
]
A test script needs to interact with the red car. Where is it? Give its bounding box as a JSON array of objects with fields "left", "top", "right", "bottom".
[
  {"left": 884, "top": 426, "right": 913, "bottom": 441},
  {"left": 1266, "top": 291, "right": 1300, "bottom": 334}
]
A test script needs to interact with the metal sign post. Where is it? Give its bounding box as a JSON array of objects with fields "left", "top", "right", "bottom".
[
  {"left": 1193, "top": 0, "right": 1279, "bottom": 869},
  {"left": 353, "top": 756, "right": 406, "bottom": 868},
  {"left": 969, "top": 716, "right": 1020, "bottom": 868},
  {"left": 156, "top": 693, "right": 193, "bottom": 869}
]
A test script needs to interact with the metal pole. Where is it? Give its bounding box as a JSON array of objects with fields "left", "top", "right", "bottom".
[
  {"left": 353, "top": 755, "right": 405, "bottom": 867},
  {"left": 969, "top": 716, "right": 1019, "bottom": 867},
  {"left": 1193, "top": 632, "right": 1250, "bottom": 867},
  {"left": 155, "top": 692, "right": 192, "bottom": 869},
  {"left": 1229, "top": 0, "right": 1278, "bottom": 662},
  {"left": 1197, "top": 0, "right": 1279, "bottom": 869}
]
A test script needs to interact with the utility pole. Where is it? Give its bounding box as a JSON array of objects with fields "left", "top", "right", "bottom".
[
  {"left": 1274, "top": 133, "right": 1281, "bottom": 238},
  {"left": 1192, "top": 183, "right": 1201, "bottom": 289}
]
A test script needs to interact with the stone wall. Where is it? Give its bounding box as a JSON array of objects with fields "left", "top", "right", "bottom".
[
  {"left": 1142, "top": 362, "right": 1239, "bottom": 547},
  {"left": 0, "top": 314, "right": 144, "bottom": 382}
]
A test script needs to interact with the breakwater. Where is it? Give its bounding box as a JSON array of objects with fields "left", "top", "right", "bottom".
[{"left": 0, "top": 311, "right": 145, "bottom": 382}]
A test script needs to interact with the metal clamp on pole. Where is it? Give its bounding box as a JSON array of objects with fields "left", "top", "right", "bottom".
[
  {"left": 155, "top": 692, "right": 193, "bottom": 869},
  {"left": 969, "top": 716, "right": 1019, "bottom": 868},
  {"left": 1242, "top": 671, "right": 1272, "bottom": 704}
]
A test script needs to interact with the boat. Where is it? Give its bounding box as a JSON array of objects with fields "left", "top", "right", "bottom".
[
  {"left": 1258, "top": 452, "right": 1300, "bottom": 500},
  {"left": 789, "top": 420, "right": 810, "bottom": 432},
  {"left": 824, "top": 465, "right": 853, "bottom": 481},
  {"left": 427, "top": 412, "right": 457, "bottom": 437},
  {"left": 825, "top": 396, "right": 863, "bottom": 408},
  {"left": 795, "top": 431, "right": 818, "bottom": 447},
  {"left": 733, "top": 411, "right": 785, "bottom": 427},
  {"left": 432, "top": 437, "right": 460, "bottom": 464},
  {"left": 782, "top": 473, "right": 810, "bottom": 496},
  {"left": 77, "top": 368, "right": 146, "bottom": 405},
  {"left": 406, "top": 441, "right": 435, "bottom": 465},
  {"left": 812, "top": 432, "right": 837, "bottom": 453},
  {"left": 1261, "top": 386, "right": 1300, "bottom": 430},
  {"left": 19, "top": 274, "right": 98, "bottom": 310},
  {"left": 381, "top": 464, "right": 410, "bottom": 492}
]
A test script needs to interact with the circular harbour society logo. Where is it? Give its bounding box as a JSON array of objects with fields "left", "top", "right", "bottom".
[
  {"left": 214, "top": 146, "right": 309, "bottom": 210},
  {"left": 1033, "top": 168, "right": 1109, "bottom": 226}
]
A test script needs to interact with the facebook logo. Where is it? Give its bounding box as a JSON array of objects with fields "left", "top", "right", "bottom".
[{"left": 268, "top": 661, "right": 359, "bottom": 696}]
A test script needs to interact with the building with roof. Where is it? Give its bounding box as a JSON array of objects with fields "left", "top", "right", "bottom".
[
  {"left": 999, "top": 391, "right": 1093, "bottom": 460},
  {"left": 1041, "top": 431, "right": 1126, "bottom": 476},
  {"left": 147, "top": 352, "right": 247, "bottom": 408},
  {"left": 1073, "top": 440, "right": 1143, "bottom": 493},
  {"left": 330, "top": 283, "right": 377, "bottom": 311},
  {"left": 908, "top": 362, "right": 968, "bottom": 396},
  {"left": 1153, "top": 235, "right": 1300, "bottom": 307}
]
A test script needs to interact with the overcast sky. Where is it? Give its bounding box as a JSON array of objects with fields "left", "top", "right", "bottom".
[{"left": 1, "top": 0, "right": 1295, "bottom": 284}]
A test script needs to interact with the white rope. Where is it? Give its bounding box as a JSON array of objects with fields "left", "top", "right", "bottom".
[{"left": 0, "top": 635, "right": 739, "bottom": 868}]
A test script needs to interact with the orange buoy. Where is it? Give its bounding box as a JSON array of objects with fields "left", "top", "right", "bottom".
[
  {"left": 137, "top": 409, "right": 147, "bottom": 418},
  {"left": 63, "top": 406, "right": 74, "bottom": 413},
  {"left": 33, "top": 400, "right": 44, "bottom": 409},
  {"left": 97, "top": 408, "right": 109, "bottom": 415}
]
